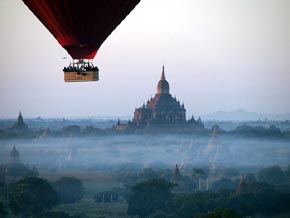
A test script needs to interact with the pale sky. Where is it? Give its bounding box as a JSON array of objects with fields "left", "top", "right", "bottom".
[{"left": 0, "top": 0, "right": 290, "bottom": 118}]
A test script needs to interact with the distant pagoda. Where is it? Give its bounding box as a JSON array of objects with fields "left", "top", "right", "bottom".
[
  {"left": 9, "top": 145, "right": 20, "bottom": 165},
  {"left": 236, "top": 173, "right": 257, "bottom": 195},
  {"left": 172, "top": 164, "right": 182, "bottom": 184},
  {"left": 3, "top": 145, "right": 38, "bottom": 183},
  {"left": 236, "top": 173, "right": 246, "bottom": 195},
  {"left": 10, "top": 112, "right": 30, "bottom": 133}
]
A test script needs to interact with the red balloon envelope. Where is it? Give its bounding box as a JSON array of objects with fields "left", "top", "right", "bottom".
[{"left": 22, "top": 0, "right": 140, "bottom": 60}]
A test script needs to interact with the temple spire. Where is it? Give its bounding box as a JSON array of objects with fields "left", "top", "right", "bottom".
[
  {"left": 18, "top": 111, "right": 22, "bottom": 119},
  {"left": 161, "top": 65, "right": 166, "bottom": 80},
  {"left": 172, "top": 164, "right": 181, "bottom": 183},
  {"left": 157, "top": 65, "right": 169, "bottom": 94}
]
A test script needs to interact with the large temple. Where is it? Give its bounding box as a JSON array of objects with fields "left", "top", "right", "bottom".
[
  {"left": 117, "top": 66, "right": 204, "bottom": 131},
  {"left": 133, "top": 66, "right": 186, "bottom": 126}
]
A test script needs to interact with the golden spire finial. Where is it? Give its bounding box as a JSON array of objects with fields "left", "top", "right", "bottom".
[{"left": 161, "top": 65, "right": 165, "bottom": 80}]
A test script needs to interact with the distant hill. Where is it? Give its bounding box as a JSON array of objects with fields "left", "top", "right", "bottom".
[{"left": 201, "top": 109, "right": 290, "bottom": 121}]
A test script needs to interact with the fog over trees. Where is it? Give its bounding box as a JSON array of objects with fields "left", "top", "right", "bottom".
[{"left": 0, "top": 118, "right": 290, "bottom": 217}]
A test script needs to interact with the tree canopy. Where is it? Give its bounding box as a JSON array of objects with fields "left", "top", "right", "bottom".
[
  {"left": 126, "top": 178, "right": 175, "bottom": 218},
  {"left": 0, "top": 202, "right": 8, "bottom": 218},
  {"left": 9, "top": 177, "right": 57, "bottom": 217},
  {"left": 192, "top": 168, "right": 207, "bottom": 179},
  {"left": 54, "top": 177, "right": 84, "bottom": 204},
  {"left": 211, "top": 177, "right": 235, "bottom": 192},
  {"left": 197, "top": 208, "right": 240, "bottom": 218},
  {"left": 257, "top": 165, "right": 287, "bottom": 185}
]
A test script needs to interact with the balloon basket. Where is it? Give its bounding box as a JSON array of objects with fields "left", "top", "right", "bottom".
[{"left": 63, "top": 60, "right": 99, "bottom": 82}]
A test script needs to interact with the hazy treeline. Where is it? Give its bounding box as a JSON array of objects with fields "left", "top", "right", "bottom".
[
  {"left": 1, "top": 163, "right": 290, "bottom": 218},
  {"left": 1, "top": 118, "right": 290, "bottom": 139}
]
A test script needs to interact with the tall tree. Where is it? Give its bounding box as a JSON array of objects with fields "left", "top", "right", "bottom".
[
  {"left": 257, "top": 165, "right": 287, "bottom": 185},
  {"left": 9, "top": 177, "right": 57, "bottom": 217},
  {"left": 126, "top": 178, "right": 175, "bottom": 218},
  {"left": 211, "top": 177, "right": 235, "bottom": 192},
  {"left": 192, "top": 168, "right": 207, "bottom": 191},
  {"left": 285, "top": 164, "right": 290, "bottom": 178},
  {"left": 0, "top": 202, "right": 8, "bottom": 218},
  {"left": 54, "top": 177, "right": 84, "bottom": 204}
]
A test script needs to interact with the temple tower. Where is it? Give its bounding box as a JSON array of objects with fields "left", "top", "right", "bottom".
[
  {"left": 172, "top": 164, "right": 181, "bottom": 183},
  {"left": 157, "top": 66, "right": 170, "bottom": 94},
  {"left": 9, "top": 145, "right": 20, "bottom": 165}
]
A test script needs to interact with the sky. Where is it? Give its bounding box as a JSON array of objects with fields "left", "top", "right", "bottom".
[{"left": 0, "top": 0, "right": 290, "bottom": 118}]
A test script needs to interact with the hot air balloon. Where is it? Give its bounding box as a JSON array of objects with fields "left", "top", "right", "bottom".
[{"left": 22, "top": 0, "right": 140, "bottom": 82}]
